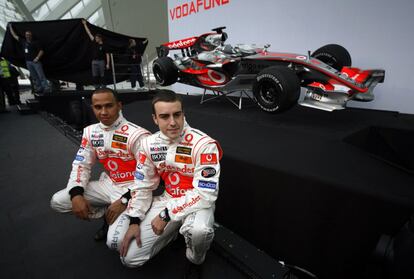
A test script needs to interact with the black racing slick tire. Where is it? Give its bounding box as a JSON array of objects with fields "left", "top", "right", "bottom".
[
  {"left": 311, "top": 44, "right": 352, "bottom": 71},
  {"left": 252, "top": 66, "right": 301, "bottom": 113},
  {"left": 152, "top": 57, "right": 178, "bottom": 86}
]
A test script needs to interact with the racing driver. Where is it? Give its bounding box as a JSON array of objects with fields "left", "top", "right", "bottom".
[
  {"left": 50, "top": 87, "right": 150, "bottom": 241},
  {"left": 107, "top": 90, "right": 222, "bottom": 276}
]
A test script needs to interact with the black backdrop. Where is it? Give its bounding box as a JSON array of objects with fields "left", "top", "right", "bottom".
[{"left": 0, "top": 19, "right": 147, "bottom": 84}]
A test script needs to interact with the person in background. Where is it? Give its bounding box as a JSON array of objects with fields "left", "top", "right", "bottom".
[
  {"left": 127, "top": 38, "right": 145, "bottom": 90},
  {"left": 8, "top": 24, "right": 50, "bottom": 94},
  {"left": 9, "top": 65, "right": 22, "bottom": 105},
  {"left": 82, "top": 19, "right": 110, "bottom": 89},
  {"left": 0, "top": 56, "right": 19, "bottom": 105}
]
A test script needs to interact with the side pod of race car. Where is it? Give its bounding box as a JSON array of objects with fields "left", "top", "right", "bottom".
[{"left": 152, "top": 27, "right": 385, "bottom": 113}]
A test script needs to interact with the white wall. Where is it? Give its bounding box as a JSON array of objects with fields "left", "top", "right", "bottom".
[{"left": 167, "top": 0, "right": 414, "bottom": 114}]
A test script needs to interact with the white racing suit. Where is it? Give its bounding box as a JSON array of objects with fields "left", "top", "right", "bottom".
[
  {"left": 50, "top": 114, "right": 150, "bottom": 220},
  {"left": 107, "top": 122, "right": 223, "bottom": 267}
]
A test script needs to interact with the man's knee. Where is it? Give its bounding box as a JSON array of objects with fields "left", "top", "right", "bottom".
[
  {"left": 50, "top": 190, "right": 71, "bottom": 213},
  {"left": 186, "top": 224, "right": 215, "bottom": 245},
  {"left": 106, "top": 233, "right": 123, "bottom": 251},
  {"left": 120, "top": 253, "right": 150, "bottom": 268}
]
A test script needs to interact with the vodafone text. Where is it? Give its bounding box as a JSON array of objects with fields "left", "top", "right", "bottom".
[{"left": 169, "top": 0, "right": 230, "bottom": 21}]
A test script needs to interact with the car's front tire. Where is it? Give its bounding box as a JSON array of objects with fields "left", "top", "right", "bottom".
[
  {"left": 311, "top": 44, "right": 352, "bottom": 71},
  {"left": 152, "top": 57, "right": 178, "bottom": 86},
  {"left": 252, "top": 66, "right": 301, "bottom": 113}
]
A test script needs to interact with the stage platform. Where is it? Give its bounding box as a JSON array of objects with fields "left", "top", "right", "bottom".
[
  {"left": 119, "top": 92, "right": 414, "bottom": 279},
  {"left": 0, "top": 108, "right": 268, "bottom": 279},
  {"left": 2, "top": 89, "right": 414, "bottom": 278}
]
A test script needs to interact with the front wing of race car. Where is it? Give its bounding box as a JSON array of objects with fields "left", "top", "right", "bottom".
[{"left": 300, "top": 67, "right": 385, "bottom": 111}]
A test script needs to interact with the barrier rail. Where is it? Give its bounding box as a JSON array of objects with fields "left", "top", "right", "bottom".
[{"left": 108, "top": 53, "right": 154, "bottom": 91}]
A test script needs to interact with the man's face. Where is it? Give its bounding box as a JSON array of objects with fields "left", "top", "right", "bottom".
[
  {"left": 95, "top": 35, "right": 102, "bottom": 44},
  {"left": 153, "top": 101, "right": 184, "bottom": 140},
  {"left": 91, "top": 92, "right": 121, "bottom": 126},
  {"left": 25, "top": 31, "right": 32, "bottom": 41}
]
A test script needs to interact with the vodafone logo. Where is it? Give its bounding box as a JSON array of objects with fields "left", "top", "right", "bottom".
[
  {"left": 168, "top": 172, "right": 180, "bottom": 186},
  {"left": 200, "top": 153, "right": 218, "bottom": 165},
  {"left": 107, "top": 160, "right": 118, "bottom": 171},
  {"left": 169, "top": 0, "right": 230, "bottom": 21},
  {"left": 207, "top": 70, "right": 226, "bottom": 84},
  {"left": 166, "top": 38, "right": 197, "bottom": 49},
  {"left": 296, "top": 55, "right": 307, "bottom": 60},
  {"left": 185, "top": 134, "right": 193, "bottom": 143},
  {"left": 121, "top": 125, "right": 129, "bottom": 132},
  {"left": 81, "top": 137, "right": 88, "bottom": 148}
]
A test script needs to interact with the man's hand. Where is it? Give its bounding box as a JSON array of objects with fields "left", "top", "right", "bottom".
[
  {"left": 105, "top": 199, "right": 126, "bottom": 225},
  {"left": 151, "top": 214, "right": 168, "bottom": 235},
  {"left": 71, "top": 195, "right": 90, "bottom": 220},
  {"left": 120, "top": 224, "right": 141, "bottom": 257}
]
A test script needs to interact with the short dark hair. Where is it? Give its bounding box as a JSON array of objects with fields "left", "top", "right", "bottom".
[
  {"left": 152, "top": 90, "right": 183, "bottom": 114},
  {"left": 92, "top": 87, "right": 119, "bottom": 102}
]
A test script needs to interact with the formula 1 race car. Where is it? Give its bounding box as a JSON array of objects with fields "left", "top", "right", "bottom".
[{"left": 152, "top": 27, "right": 385, "bottom": 112}]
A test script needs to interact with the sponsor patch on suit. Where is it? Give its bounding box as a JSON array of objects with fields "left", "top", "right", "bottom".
[
  {"left": 111, "top": 141, "right": 127, "bottom": 150},
  {"left": 198, "top": 180, "right": 217, "bottom": 190},
  {"left": 200, "top": 153, "right": 218, "bottom": 165},
  {"left": 176, "top": 146, "right": 192, "bottom": 155},
  {"left": 175, "top": 155, "right": 192, "bottom": 164},
  {"left": 112, "top": 134, "right": 128, "bottom": 143}
]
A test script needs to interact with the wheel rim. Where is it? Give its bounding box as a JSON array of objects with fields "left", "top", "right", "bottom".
[{"left": 259, "top": 80, "right": 280, "bottom": 106}]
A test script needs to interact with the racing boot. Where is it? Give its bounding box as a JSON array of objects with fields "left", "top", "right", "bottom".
[
  {"left": 94, "top": 218, "right": 109, "bottom": 242},
  {"left": 183, "top": 260, "right": 202, "bottom": 279}
]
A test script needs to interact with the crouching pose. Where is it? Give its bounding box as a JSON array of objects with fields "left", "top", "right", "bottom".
[
  {"left": 107, "top": 90, "right": 222, "bottom": 276},
  {"left": 50, "top": 88, "right": 150, "bottom": 240}
]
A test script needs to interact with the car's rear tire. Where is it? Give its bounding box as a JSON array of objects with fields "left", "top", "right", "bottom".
[
  {"left": 252, "top": 66, "right": 301, "bottom": 113},
  {"left": 152, "top": 57, "right": 178, "bottom": 86},
  {"left": 311, "top": 44, "right": 352, "bottom": 71}
]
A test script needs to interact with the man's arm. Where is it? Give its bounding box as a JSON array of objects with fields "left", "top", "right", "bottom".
[
  {"left": 8, "top": 24, "right": 19, "bottom": 41},
  {"left": 67, "top": 128, "right": 96, "bottom": 219},
  {"left": 120, "top": 144, "right": 160, "bottom": 255},
  {"left": 105, "top": 129, "right": 151, "bottom": 225},
  {"left": 165, "top": 142, "right": 221, "bottom": 222},
  {"left": 82, "top": 19, "right": 94, "bottom": 41},
  {"left": 106, "top": 52, "right": 110, "bottom": 69},
  {"left": 33, "top": 49, "right": 44, "bottom": 62}
]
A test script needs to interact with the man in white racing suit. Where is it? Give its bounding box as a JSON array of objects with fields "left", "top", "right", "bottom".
[
  {"left": 50, "top": 88, "right": 150, "bottom": 240},
  {"left": 107, "top": 90, "right": 222, "bottom": 275}
]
